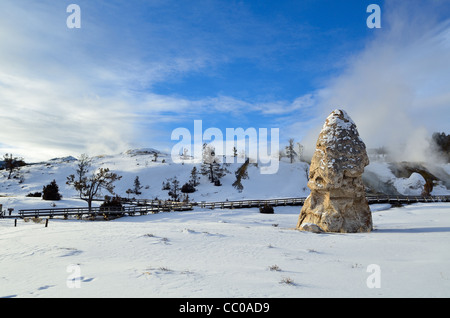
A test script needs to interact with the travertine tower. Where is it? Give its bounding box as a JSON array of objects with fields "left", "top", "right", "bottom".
[{"left": 297, "top": 109, "right": 373, "bottom": 233}]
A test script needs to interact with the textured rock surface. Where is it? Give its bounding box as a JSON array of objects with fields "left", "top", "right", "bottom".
[
  {"left": 299, "top": 223, "right": 324, "bottom": 233},
  {"left": 297, "top": 109, "right": 373, "bottom": 233}
]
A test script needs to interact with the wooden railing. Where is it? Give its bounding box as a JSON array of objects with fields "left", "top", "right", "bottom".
[{"left": 6, "top": 195, "right": 450, "bottom": 220}]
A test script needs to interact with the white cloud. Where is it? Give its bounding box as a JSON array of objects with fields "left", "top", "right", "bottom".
[
  {"left": 294, "top": 3, "right": 450, "bottom": 162},
  {"left": 0, "top": 1, "right": 216, "bottom": 162},
  {"left": 2, "top": 0, "right": 448, "bottom": 165}
]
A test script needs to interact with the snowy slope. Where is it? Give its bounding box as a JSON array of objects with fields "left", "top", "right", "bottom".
[
  {"left": 0, "top": 149, "right": 450, "bottom": 298},
  {"left": 1, "top": 149, "right": 448, "bottom": 213},
  {"left": 364, "top": 161, "right": 450, "bottom": 196},
  {"left": 0, "top": 202, "right": 449, "bottom": 297},
  {"left": 0, "top": 150, "right": 311, "bottom": 211}
]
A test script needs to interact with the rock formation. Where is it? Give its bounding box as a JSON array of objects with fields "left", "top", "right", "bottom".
[{"left": 297, "top": 109, "right": 373, "bottom": 233}]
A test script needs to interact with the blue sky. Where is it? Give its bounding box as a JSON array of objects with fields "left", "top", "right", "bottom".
[{"left": 1, "top": 0, "right": 450, "bottom": 162}]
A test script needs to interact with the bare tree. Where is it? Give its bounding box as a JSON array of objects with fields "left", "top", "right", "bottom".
[{"left": 66, "top": 154, "right": 122, "bottom": 212}]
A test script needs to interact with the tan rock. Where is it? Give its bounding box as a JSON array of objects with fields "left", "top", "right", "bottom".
[{"left": 297, "top": 109, "right": 373, "bottom": 233}]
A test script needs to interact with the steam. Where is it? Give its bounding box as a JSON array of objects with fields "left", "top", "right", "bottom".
[{"left": 299, "top": 2, "right": 450, "bottom": 164}]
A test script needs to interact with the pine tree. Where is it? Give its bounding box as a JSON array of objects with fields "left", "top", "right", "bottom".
[
  {"left": 162, "top": 179, "right": 171, "bottom": 190},
  {"left": 42, "top": 180, "right": 62, "bottom": 201},
  {"left": 296, "top": 142, "right": 304, "bottom": 162},
  {"left": 168, "top": 177, "right": 180, "bottom": 201},
  {"left": 285, "top": 138, "right": 297, "bottom": 163},
  {"left": 232, "top": 158, "right": 250, "bottom": 193},
  {"left": 3, "top": 153, "right": 26, "bottom": 179},
  {"left": 133, "top": 176, "right": 142, "bottom": 195},
  {"left": 189, "top": 166, "right": 200, "bottom": 186},
  {"left": 200, "top": 144, "right": 228, "bottom": 184},
  {"left": 181, "top": 182, "right": 196, "bottom": 193}
]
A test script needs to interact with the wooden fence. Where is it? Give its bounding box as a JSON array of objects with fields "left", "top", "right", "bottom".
[{"left": 5, "top": 195, "right": 450, "bottom": 220}]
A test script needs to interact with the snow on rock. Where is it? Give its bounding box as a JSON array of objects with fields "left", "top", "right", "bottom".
[
  {"left": 297, "top": 109, "right": 372, "bottom": 233},
  {"left": 299, "top": 222, "right": 324, "bottom": 233},
  {"left": 364, "top": 161, "right": 450, "bottom": 196},
  {"left": 393, "top": 172, "right": 426, "bottom": 196}
]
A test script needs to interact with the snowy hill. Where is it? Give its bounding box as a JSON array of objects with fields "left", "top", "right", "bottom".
[
  {"left": 0, "top": 150, "right": 310, "bottom": 207},
  {"left": 1, "top": 149, "right": 450, "bottom": 298},
  {"left": 0, "top": 149, "right": 449, "bottom": 213}
]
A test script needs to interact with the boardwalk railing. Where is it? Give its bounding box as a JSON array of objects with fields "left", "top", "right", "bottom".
[
  {"left": 196, "top": 197, "right": 306, "bottom": 209},
  {"left": 17, "top": 202, "right": 194, "bottom": 219},
  {"left": 9, "top": 195, "right": 450, "bottom": 219},
  {"left": 366, "top": 195, "right": 450, "bottom": 204},
  {"left": 131, "top": 195, "right": 450, "bottom": 209}
]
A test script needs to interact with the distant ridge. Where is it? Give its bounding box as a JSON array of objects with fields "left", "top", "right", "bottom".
[{"left": 124, "top": 148, "right": 161, "bottom": 156}]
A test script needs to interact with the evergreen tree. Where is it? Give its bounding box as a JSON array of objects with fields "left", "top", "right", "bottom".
[
  {"left": 296, "top": 142, "right": 304, "bottom": 162},
  {"left": 168, "top": 177, "right": 180, "bottom": 201},
  {"left": 133, "top": 176, "right": 142, "bottom": 195},
  {"left": 232, "top": 158, "right": 250, "bottom": 193},
  {"left": 42, "top": 180, "right": 62, "bottom": 201},
  {"left": 200, "top": 144, "right": 227, "bottom": 184},
  {"left": 100, "top": 195, "right": 123, "bottom": 213},
  {"left": 162, "top": 179, "right": 171, "bottom": 190},
  {"left": 285, "top": 138, "right": 297, "bottom": 163},
  {"left": 181, "top": 182, "right": 196, "bottom": 193},
  {"left": 189, "top": 166, "right": 200, "bottom": 186},
  {"left": 3, "top": 153, "right": 26, "bottom": 179},
  {"left": 432, "top": 132, "right": 450, "bottom": 162}
]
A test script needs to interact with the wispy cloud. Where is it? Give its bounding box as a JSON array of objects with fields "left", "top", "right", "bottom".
[
  {"left": 0, "top": 1, "right": 211, "bottom": 161},
  {"left": 0, "top": 0, "right": 315, "bottom": 161},
  {"left": 295, "top": 1, "right": 450, "bottom": 162},
  {"left": 1, "top": 0, "right": 448, "bottom": 163}
]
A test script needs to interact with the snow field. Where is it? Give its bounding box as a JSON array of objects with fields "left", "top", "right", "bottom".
[
  {"left": 1, "top": 202, "right": 449, "bottom": 298},
  {"left": 0, "top": 151, "right": 449, "bottom": 298}
]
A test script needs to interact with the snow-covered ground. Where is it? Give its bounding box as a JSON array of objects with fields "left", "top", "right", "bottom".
[
  {"left": 1, "top": 202, "right": 449, "bottom": 298},
  {"left": 0, "top": 150, "right": 449, "bottom": 298},
  {"left": 1, "top": 150, "right": 449, "bottom": 206}
]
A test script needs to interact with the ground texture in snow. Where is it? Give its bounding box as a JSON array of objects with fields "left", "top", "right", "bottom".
[{"left": 1, "top": 202, "right": 449, "bottom": 298}]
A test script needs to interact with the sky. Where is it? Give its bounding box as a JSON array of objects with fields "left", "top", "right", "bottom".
[{"left": 0, "top": 0, "right": 449, "bottom": 162}]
